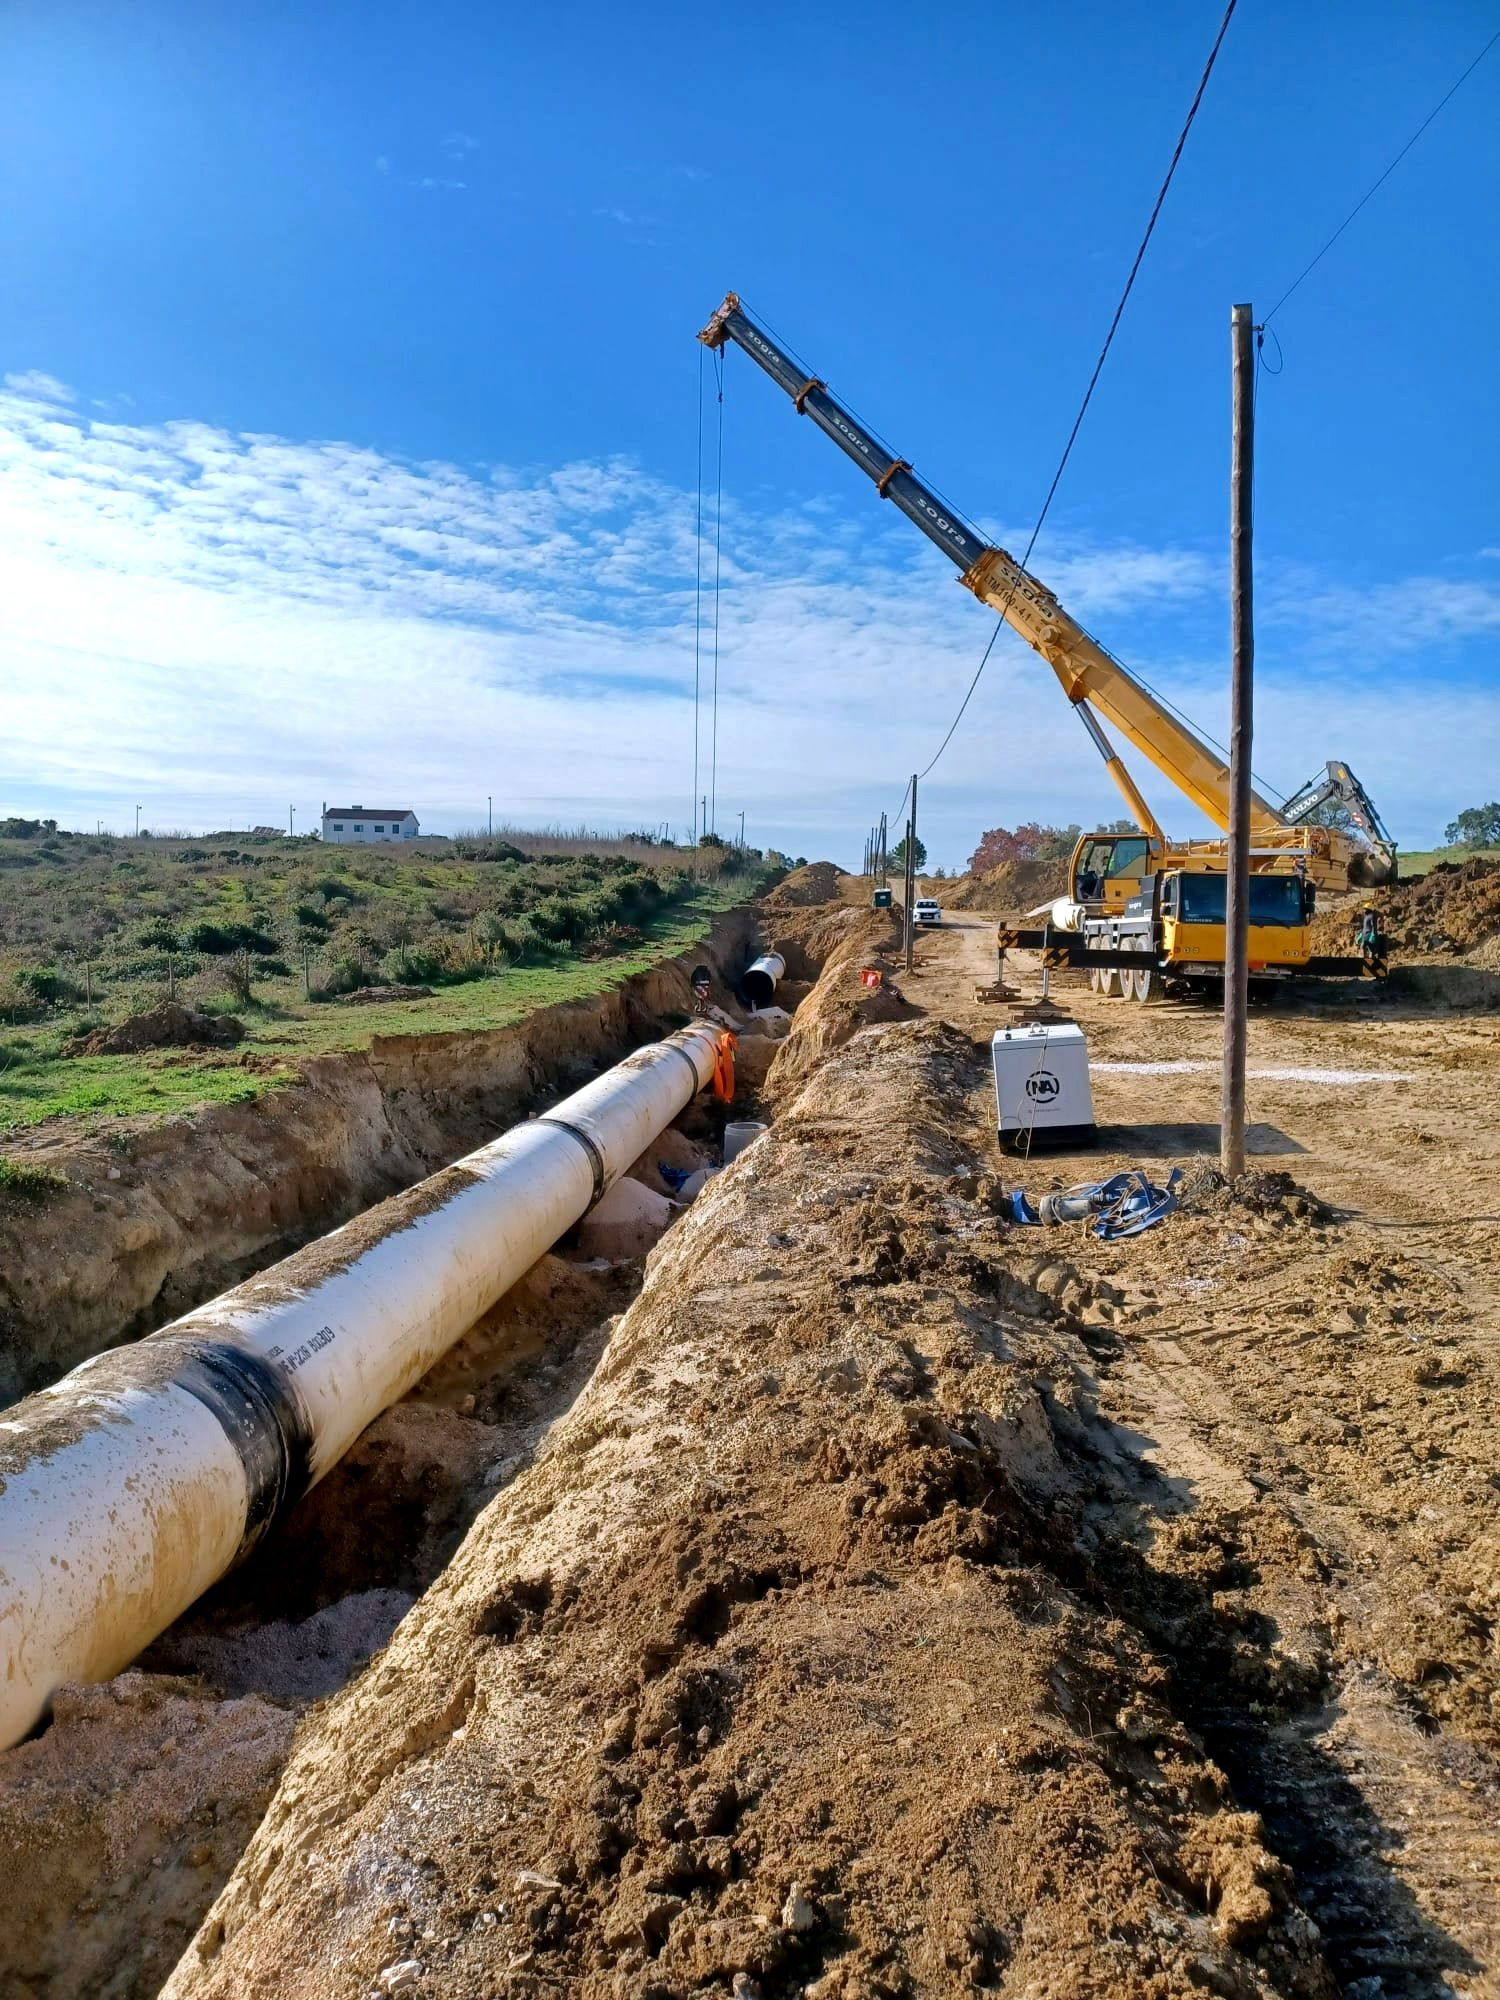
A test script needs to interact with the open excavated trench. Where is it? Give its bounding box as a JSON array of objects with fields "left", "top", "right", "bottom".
[
  {"left": 4, "top": 894, "right": 1499, "bottom": 1999},
  {"left": 0, "top": 908, "right": 773, "bottom": 1404},
  {"left": 0, "top": 898, "right": 875, "bottom": 2000}
]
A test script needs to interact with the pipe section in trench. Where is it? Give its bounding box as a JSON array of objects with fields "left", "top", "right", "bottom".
[
  {"left": 742, "top": 952, "right": 786, "bottom": 1009},
  {"left": 0, "top": 1022, "right": 729, "bottom": 1750}
]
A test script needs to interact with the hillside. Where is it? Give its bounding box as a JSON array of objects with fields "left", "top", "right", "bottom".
[{"left": 0, "top": 822, "right": 772, "bottom": 1130}]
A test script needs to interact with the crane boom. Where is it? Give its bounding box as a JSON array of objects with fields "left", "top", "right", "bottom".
[{"left": 699, "top": 293, "right": 1398, "bottom": 888}]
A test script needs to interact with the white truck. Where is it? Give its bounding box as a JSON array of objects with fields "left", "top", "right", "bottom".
[{"left": 912, "top": 897, "right": 942, "bottom": 928}]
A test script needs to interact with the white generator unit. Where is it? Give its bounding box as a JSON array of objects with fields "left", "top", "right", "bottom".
[{"left": 992, "top": 1021, "right": 1096, "bottom": 1151}]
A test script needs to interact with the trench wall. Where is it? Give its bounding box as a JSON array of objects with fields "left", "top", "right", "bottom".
[{"left": 0, "top": 908, "right": 758, "bottom": 1401}]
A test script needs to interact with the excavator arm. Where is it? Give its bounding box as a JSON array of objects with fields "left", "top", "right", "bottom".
[
  {"left": 699, "top": 292, "right": 1282, "bottom": 837},
  {"left": 1282, "top": 760, "right": 1395, "bottom": 851}
]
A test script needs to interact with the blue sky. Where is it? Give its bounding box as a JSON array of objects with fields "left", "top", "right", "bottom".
[{"left": 2, "top": 0, "right": 1496, "bottom": 865}]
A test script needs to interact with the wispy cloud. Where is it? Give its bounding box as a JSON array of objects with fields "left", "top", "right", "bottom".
[
  {"left": 375, "top": 152, "right": 467, "bottom": 193},
  {"left": 0, "top": 372, "right": 1494, "bottom": 855},
  {"left": 4, "top": 370, "right": 72, "bottom": 404},
  {"left": 442, "top": 130, "right": 478, "bottom": 158},
  {"left": 594, "top": 205, "right": 661, "bottom": 233}
]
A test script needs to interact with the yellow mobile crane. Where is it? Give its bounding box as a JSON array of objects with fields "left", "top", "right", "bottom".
[{"left": 699, "top": 293, "right": 1395, "bottom": 1002}]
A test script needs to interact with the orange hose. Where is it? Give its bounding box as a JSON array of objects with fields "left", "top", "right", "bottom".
[{"left": 711, "top": 1031, "right": 737, "bottom": 1103}]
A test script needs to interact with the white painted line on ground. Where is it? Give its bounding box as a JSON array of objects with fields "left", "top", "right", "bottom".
[{"left": 1092, "top": 1061, "right": 1413, "bottom": 1085}]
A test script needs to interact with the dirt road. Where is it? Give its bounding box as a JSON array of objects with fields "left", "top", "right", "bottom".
[{"left": 901, "top": 915, "right": 1500, "bottom": 1992}]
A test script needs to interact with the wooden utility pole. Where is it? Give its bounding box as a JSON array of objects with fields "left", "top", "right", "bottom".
[
  {"left": 1222, "top": 303, "right": 1255, "bottom": 1178},
  {"left": 903, "top": 775, "right": 918, "bottom": 972}
]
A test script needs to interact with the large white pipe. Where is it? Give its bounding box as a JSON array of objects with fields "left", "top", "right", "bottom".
[
  {"left": 0, "top": 1023, "right": 726, "bottom": 1749},
  {"left": 742, "top": 951, "right": 786, "bottom": 1008}
]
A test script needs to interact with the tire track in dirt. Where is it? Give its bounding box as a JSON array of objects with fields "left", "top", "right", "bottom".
[{"left": 904, "top": 918, "right": 1500, "bottom": 1995}]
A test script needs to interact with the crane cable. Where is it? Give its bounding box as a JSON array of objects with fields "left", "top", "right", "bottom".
[
  {"left": 692, "top": 345, "right": 704, "bottom": 841},
  {"left": 709, "top": 347, "right": 725, "bottom": 837},
  {"left": 891, "top": 0, "right": 1239, "bottom": 817},
  {"left": 1264, "top": 24, "right": 1500, "bottom": 324}
]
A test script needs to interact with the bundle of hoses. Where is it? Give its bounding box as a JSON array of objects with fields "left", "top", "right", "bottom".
[{"left": 1007, "top": 1168, "right": 1183, "bottom": 1239}]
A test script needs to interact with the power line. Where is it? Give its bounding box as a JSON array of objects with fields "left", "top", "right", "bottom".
[
  {"left": 898, "top": 0, "right": 1239, "bottom": 800},
  {"left": 692, "top": 345, "right": 704, "bottom": 842},
  {"left": 1265, "top": 24, "right": 1500, "bottom": 324}
]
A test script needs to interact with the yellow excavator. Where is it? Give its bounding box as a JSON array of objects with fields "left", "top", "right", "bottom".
[{"left": 699, "top": 293, "right": 1395, "bottom": 1002}]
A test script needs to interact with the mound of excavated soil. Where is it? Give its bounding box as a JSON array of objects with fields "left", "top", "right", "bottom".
[
  {"left": 334, "top": 983, "right": 434, "bottom": 1005},
  {"left": 763, "top": 861, "right": 844, "bottom": 908},
  {"left": 164, "top": 1019, "right": 1333, "bottom": 2000},
  {"left": 945, "top": 856, "right": 1063, "bottom": 914},
  {"left": 1380, "top": 857, "right": 1500, "bottom": 955},
  {"left": 1311, "top": 856, "right": 1500, "bottom": 962},
  {"left": 765, "top": 964, "right": 916, "bottom": 1104},
  {"left": 63, "top": 1003, "right": 245, "bottom": 1056}
]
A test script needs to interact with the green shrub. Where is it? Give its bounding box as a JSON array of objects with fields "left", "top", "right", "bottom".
[
  {"left": 0, "top": 1157, "right": 67, "bottom": 1205},
  {"left": 323, "top": 951, "right": 371, "bottom": 995},
  {"left": 13, "top": 966, "right": 81, "bottom": 1006},
  {"left": 184, "top": 919, "right": 278, "bottom": 955},
  {"left": 498, "top": 917, "right": 541, "bottom": 961},
  {"left": 132, "top": 917, "right": 180, "bottom": 952},
  {"left": 380, "top": 943, "right": 443, "bottom": 986}
]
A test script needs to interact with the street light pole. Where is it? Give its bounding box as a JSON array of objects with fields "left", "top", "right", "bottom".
[
  {"left": 289, "top": 805, "right": 295, "bottom": 837},
  {"left": 737, "top": 810, "right": 745, "bottom": 848},
  {"left": 134, "top": 804, "right": 141, "bottom": 838},
  {"left": 487, "top": 795, "right": 492, "bottom": 835}
]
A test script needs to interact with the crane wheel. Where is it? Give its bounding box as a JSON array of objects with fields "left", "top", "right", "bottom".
[
  {"left": 1099, "top": 968, "right": 1123, "bottom": 998},
  {"left": 1129, "top": 964, "right": 1162, "bottom": 1005}
]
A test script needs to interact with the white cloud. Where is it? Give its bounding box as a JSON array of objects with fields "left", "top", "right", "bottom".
[
  {"left": 3, "top": 370, "right": 73, "bottom": 404},
  {"left": 0, "top": 372, "right": 1495, "bottom": 862}
]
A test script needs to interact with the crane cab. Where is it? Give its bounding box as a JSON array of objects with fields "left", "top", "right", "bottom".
[
  {"left": 1068, "top": 831, "right": 1157, "bottom": 915},
  {"left": 1157, "top": 866, "right": 1315, "bottom": 974}
]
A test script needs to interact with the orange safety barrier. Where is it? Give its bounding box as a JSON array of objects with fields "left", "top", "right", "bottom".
[{"left": 711, "top": 1031, "right": 737, "bottom": 1103}]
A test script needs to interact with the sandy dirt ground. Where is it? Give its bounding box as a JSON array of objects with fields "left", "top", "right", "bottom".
[
  {"left": 5, "top": 891, "right": 1500, "bottom": 1999},
  {"left": 890, "top": 917, "right": 1500, "bottom": 1994},
  {"left": 151, "top": 909, "right": 1499, "bottom": 1999}
]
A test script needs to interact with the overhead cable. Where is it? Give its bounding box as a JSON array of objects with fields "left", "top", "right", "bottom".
[
  {"left": 899, "top": 0, "right": 1240, "bottom": 799},
  {"left": 1264, "top": 25, "right": 1500, "bottom": 323}
]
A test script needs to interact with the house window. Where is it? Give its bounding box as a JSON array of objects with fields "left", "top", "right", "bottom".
[{"left": 333, "top": 823, "right": 344, "bottom": 832}]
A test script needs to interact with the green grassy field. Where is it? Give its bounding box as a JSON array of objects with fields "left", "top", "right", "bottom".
[
  {"left": 0, "top": 821, "right": 775, "bottom": 1133},
  {"left": 1399, "top": 846, "right": 1500, "bottom": 878}
]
